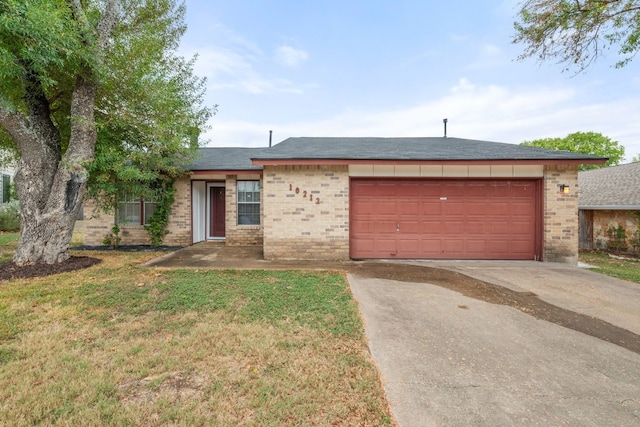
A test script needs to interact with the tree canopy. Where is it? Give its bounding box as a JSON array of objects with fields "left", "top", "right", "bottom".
[
  {"left": 513, "top": 0, "right": 640, "bottom": 72},
  {"left": 0, "top": 0, "right": 212, "bottom": 264},
  {"left": 521, "top": 131, "right": 625, "bottom": 170}
]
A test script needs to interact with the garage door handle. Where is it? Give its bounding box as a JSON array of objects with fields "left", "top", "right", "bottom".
[{"left": 396, "top": 223, "right": 400, "bottom": 231}]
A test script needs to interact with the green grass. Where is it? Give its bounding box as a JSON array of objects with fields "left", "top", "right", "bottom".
[
  {"left": 0, "top": 232, "right": 19, "bottom": 263},
  {"left": 0, "top": 251, "right": 393, "bottom": 426},
  {"left": 579, "top": 250, "right": 640, "bottom": 284}
]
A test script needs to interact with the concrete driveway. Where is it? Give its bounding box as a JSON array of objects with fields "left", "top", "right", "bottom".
[{"left": 347, "top": 261, "right": 640, "bottom": 427}]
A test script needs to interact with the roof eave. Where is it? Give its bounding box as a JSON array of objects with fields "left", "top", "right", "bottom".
[
  {"left": 579, "top": 205, "right": 640, "bottom": 210},
  {"left": 191, "top": 169, "right": 263, "bottom": 175},
  {"left": 251, "top": 158, "right": 607, "bottom": 166}
]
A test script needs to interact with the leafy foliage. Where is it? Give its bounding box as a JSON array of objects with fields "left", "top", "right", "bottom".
[
  {"left": 0, "top": 0, "right": 212, "bottom": 262},
  {"left": 521, "top": 131, "right": 624, "bottom": 170},
  {"left": 513, "top": 0, "right": 640, "bottom": 72},
  {"left": 0, "top": 200, "right": 19, "bottom": 232},
  {"left": 144, "top": 179, "right": 176, "bottom": 246},
  {"left": 82, "top": 1, "right": 212, "bottom": 215}
]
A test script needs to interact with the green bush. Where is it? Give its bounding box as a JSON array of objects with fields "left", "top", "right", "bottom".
[
  {"left": 606, "top": 224, "right": 628, "bottom": 253},
  {"left": 0, "top": 201, "right": 20, "bottom": 232}
]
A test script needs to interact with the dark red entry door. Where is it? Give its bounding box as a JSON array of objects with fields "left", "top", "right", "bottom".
[
  {"left": 350, "top": 179, "right": 540, "bottom": 260},
  {"left": 209, "top": 187, "right": 225, "bottom": 238}
]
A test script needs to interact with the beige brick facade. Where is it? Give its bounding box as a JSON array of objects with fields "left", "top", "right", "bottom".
[
  {"left": 543, "top": 165, "right": 579, "bottom": 263},
  {"left": 84, "top": 163, "right": 581, "bottom": 264},
  {"left": 83, "top": 177, "right": 192, "bottom": 246},
  {"left": 262, "top": 165, "right": 350, "bottom": 260}
]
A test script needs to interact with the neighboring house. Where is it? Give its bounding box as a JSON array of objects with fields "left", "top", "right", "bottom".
[
  {"left": 578, "top": 162, "right": 640, "bottom": 250},
  {"left": 84, "top": 137, "right": 605, "bottom": 263}
]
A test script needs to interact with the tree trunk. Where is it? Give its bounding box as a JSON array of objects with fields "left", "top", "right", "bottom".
[
  {"left": 12, "top": 75, "right": 96, "bottom": 266},
  {"left": 13, "top": 157, "right": 87, "bottom": 265},
  {"left": 0, "top": 0, "right": 120, "bottom": 265}
]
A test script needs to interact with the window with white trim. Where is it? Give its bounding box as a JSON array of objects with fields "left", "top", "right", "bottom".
[
  {"left": 237, "top": 181, "right": 260, "bottom": 225},
  {"left": 117, "top": 192, "right": 156, "bottom": 225}
]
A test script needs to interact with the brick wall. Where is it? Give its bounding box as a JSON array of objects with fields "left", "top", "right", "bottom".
[
  {"left": 83, "top": 177, "right": 191, "bottom": 247},
  {"left": 543, "top": 165, "right": 579, "bottom": 263},
  {"left": 83, "top": 197, "right": 112, "bottom": 246},
  {"left": 164, "top": 177, "right": 191, "bottom": 246},
  {"left": 263, "top": 165, "right": 349, "bottom": 260}
]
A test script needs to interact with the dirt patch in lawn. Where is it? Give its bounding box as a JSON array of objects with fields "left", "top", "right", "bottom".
[{"left": 0, "top": 256, "right": 101, "bottom": 281}]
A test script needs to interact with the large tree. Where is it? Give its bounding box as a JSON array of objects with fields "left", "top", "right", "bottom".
[
  {"left": 513, "top": 0, "right": 640, "bottom": 72},
  {"left": 521, "top": 131, "right": 625, "bottom": 169},
  {"left": 0, "top": 0, "right": 211, "bottom": 265}
]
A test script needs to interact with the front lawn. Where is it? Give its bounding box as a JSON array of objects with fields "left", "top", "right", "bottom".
[
  {"left": 0, "top": 251, "right": 393, "bottom": 426},
  {"left": 579, "top": 250, "right": 640, "bottom": 284}
]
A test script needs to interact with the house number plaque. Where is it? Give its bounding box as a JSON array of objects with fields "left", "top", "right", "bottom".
[{"left": 289, "top": 184, "right": 321, "bottom": 204}]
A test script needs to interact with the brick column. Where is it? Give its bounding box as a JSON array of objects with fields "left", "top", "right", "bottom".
[
  {"left": 543, "top": 165, "right": 579, "bottom": 263},
  {"left": 263, "top": 165, "right": 349, "bottom": 260}
]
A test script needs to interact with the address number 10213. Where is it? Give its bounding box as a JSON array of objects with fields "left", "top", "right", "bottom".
[{"left": 289, "top": 184, "right": 320, "bottom": 204}]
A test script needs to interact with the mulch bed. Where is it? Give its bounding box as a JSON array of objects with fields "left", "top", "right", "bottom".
[{"left": 0, "top": 256, "right": 102, "bottom": 282}]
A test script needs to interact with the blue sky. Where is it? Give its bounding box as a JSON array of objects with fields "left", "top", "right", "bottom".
[{"left": 180, "top": 0, "right": 640, "bottom": 161}]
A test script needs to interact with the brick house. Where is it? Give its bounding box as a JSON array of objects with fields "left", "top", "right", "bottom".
[
  {"left": 84, "top": 137, "right": 605, "bottom": 263},
  {"left": 578, "top": 162, "right": 640, "bottom": 251}
]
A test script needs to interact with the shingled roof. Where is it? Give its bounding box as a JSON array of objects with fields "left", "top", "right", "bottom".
[
  {"left": 579, "top": 162, "right": 640, "bottom": 210},
  {"left": 251, "top": 137, "right": 606, "bottom": 163},
  {"left": 190, "top": 147, "right": 265, "bottom": 171}
]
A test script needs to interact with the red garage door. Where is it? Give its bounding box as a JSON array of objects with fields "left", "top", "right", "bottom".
[{"left": 350, "top": 179, "right": 540, "bottom": 260}]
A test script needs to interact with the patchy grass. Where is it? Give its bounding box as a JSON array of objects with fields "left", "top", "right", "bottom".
[
  {"left": 0, "top": 232, "right": 19, "bottom": 263},
  {"left": 579, "top": 251, "right": 640, "bottom": 284},
  {"left": 0, "top": 251, "right": 393, "bottom": 426}
]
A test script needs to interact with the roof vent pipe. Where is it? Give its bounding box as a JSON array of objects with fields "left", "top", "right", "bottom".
[
  {"left": 443, "top": 118, "right": 448, "bottom": 138},
  {"left": 269, "top": 130, "right": 272, "bottom": 147}
]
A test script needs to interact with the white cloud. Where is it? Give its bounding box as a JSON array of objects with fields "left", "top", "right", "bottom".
[
  {"left": 184, "top": 46, "right": 308, "bottom": 95},
  {"left": 201, "top": 79, "right": 640, "bottom": 160},
  {"left": 275, "top": 46, "right": 309, "bottom": 67},
  {"left": 452, "top": 77, "right": 475, "bottom": 92}
]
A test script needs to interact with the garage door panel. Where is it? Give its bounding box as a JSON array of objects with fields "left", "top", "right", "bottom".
[
  {"left": 395, "top": 183, "right": 421, "bottom": 196},
  {"left": 511, "top": 220, "right": 534, "bottom": 234},
  {"left": 422, "top": 220, "right": 443, "bottom": 233},
  {"left": 442, "top": 202, "right": 465, "bottom": 215},
  {"left": 374, "top": 239, "right": 397, "bottom": 255},
  {"left": 466, "top": 240, "right": 487, "bottom": 253},
  {"left": 420, "top": 239, "right": 443, "bottom": 254},
  {"left": 398, "top": 201, "right": 421, "bottom": 216},
  {"left": 421, "top": 201, "right": 442, "bottom": 215},
  {"left": 465, "top": 221, "right": 487, "bottom": 234},
  {"left": 351, "top": 221, "right": 376, "bottom": 234},
  {"left": 443, "top": 239, "right": 464, "bottom": 253},
  {"left": 397, "top": 238, "right": 420, "bottom": 255},
  {"left": 375, "top": 201, "right": 398, "bottom": 215},
  {"left": 444, "top": 221, "right": 464, "bottom": 234},
  {"left": 488, "top": 222, "right": 509, "bottom": 235},
  {"left": 350, "top": 179, "right": 538, "bottom": 260}
]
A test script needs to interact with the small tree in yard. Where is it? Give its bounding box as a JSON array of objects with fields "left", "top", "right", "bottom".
[
  {"left": 521, "top": 131, "right": 625, "bottom": 170},
  {"left": 0, "top": 0, "right": 212, "bottom": 265}
]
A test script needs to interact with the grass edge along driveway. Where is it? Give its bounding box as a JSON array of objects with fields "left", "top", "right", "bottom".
[{"left": 0, "top": 248, "right": 394, "bottom": 426}]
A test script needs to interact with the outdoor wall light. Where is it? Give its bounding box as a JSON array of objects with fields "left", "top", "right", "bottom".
[{"left": 558, "top": 184, "right": 570, "bottom": 194}]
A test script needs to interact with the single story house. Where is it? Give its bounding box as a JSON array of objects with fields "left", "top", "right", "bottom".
[
  {"left": 578, "top": 162, "right": 640, "bottom": 250},
  {"left": 84, "top": 137, "right": 606, "bottom": 263}
]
